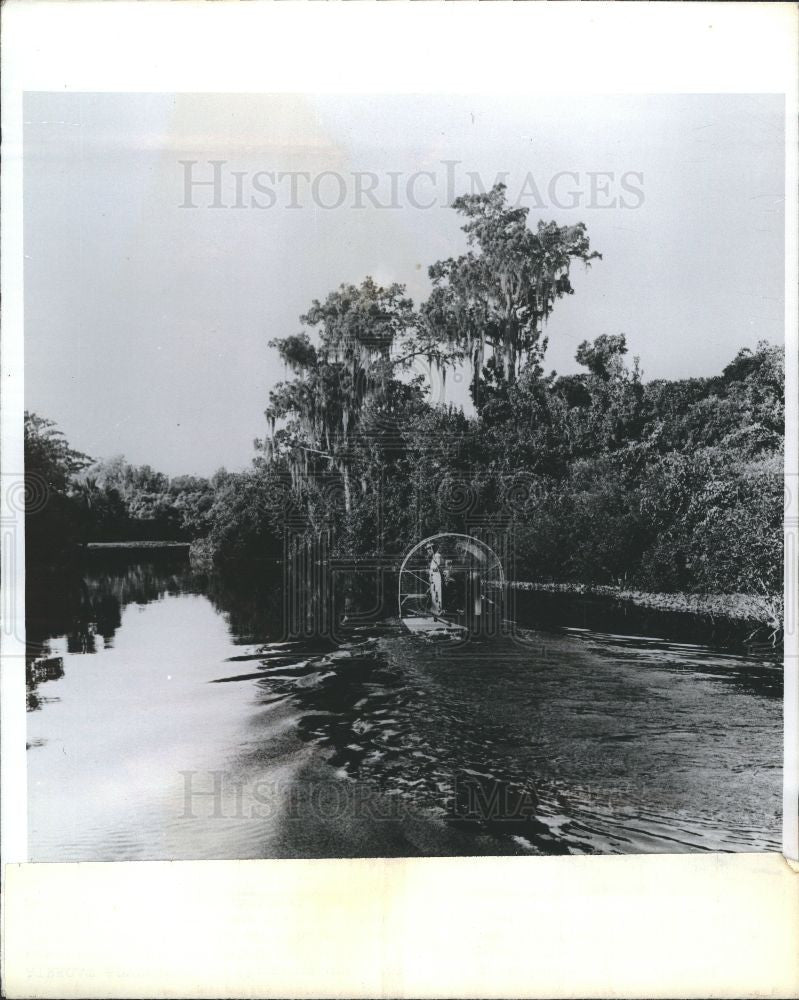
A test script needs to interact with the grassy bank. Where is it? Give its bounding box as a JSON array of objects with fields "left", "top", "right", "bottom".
[{"left": 508, "top": 581, "right": 783, "bottom": 633}]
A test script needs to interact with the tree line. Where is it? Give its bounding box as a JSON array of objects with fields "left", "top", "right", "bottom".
[{"left": 25, "top": 184, "right": 783, "bottom": 599}]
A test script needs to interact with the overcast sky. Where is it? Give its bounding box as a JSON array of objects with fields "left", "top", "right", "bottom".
[{"left": 24, "top": 92, "right": 784, "bottom": 477}]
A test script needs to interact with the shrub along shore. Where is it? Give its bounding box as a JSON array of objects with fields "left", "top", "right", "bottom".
[{"left": 509, "top": 580, "right": 783, "bottom": 632}]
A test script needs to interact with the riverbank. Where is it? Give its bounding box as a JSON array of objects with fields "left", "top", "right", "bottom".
[{"left": 508, "top": 581, "right": 783, "bottom": 632}]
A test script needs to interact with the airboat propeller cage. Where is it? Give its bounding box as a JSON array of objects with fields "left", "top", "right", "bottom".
[{"left": 398, "top": 532, "right": 505, "bottom": 628}]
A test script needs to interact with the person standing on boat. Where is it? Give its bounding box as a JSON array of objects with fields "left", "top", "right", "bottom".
[{"left": 427, "top": 542, "right": 443, "bottom": 615}]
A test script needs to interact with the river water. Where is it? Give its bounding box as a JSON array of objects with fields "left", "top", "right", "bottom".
[{"left": 26, "top": 553, "right": 783, "bottom": 861}]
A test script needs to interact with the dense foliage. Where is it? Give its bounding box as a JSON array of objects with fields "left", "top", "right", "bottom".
[
  {"left": 24, "top": 413, "right": 92, "bottom": 562},
  {"left": 26, "top": 185, "right": 784, "bottom": 600}
]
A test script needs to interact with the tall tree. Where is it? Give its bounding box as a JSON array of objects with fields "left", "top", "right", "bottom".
[
  {"left": 24, "top": 412, "right": 92, "bottom": 561},
  {"left": 265, "top": 277, "right": 417, "bottom": 512},
  {"left": 24, "top": 412, "right": 91, "bottom": 494},
  {"left": 421, "top": 183, "right": 601, "bottom": 403}
]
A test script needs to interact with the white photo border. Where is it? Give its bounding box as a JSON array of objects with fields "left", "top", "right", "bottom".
[{"left": 2, "top": 3, "right": 797, "bottom": 997}]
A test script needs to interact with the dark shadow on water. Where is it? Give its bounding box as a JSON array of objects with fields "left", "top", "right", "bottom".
[{"left": 511, "top": 589, "right": 781, "bottom": 658}]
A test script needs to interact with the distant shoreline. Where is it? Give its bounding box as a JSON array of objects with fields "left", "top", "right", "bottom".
[{"left": 508, "top": 581, "right": 782, "bottom": 630}]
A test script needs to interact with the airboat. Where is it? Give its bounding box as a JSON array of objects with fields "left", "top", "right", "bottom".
[{"left": 398, "top": 532, "right": 505, "bottom": 635}]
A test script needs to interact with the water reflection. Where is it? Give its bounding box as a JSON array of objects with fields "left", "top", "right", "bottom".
[
  {"left": 27, "top": 553, "right": 191, "bottom": 666},
  {"left": 26, "top": 552, "right": 783, "bottom": 860}
]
